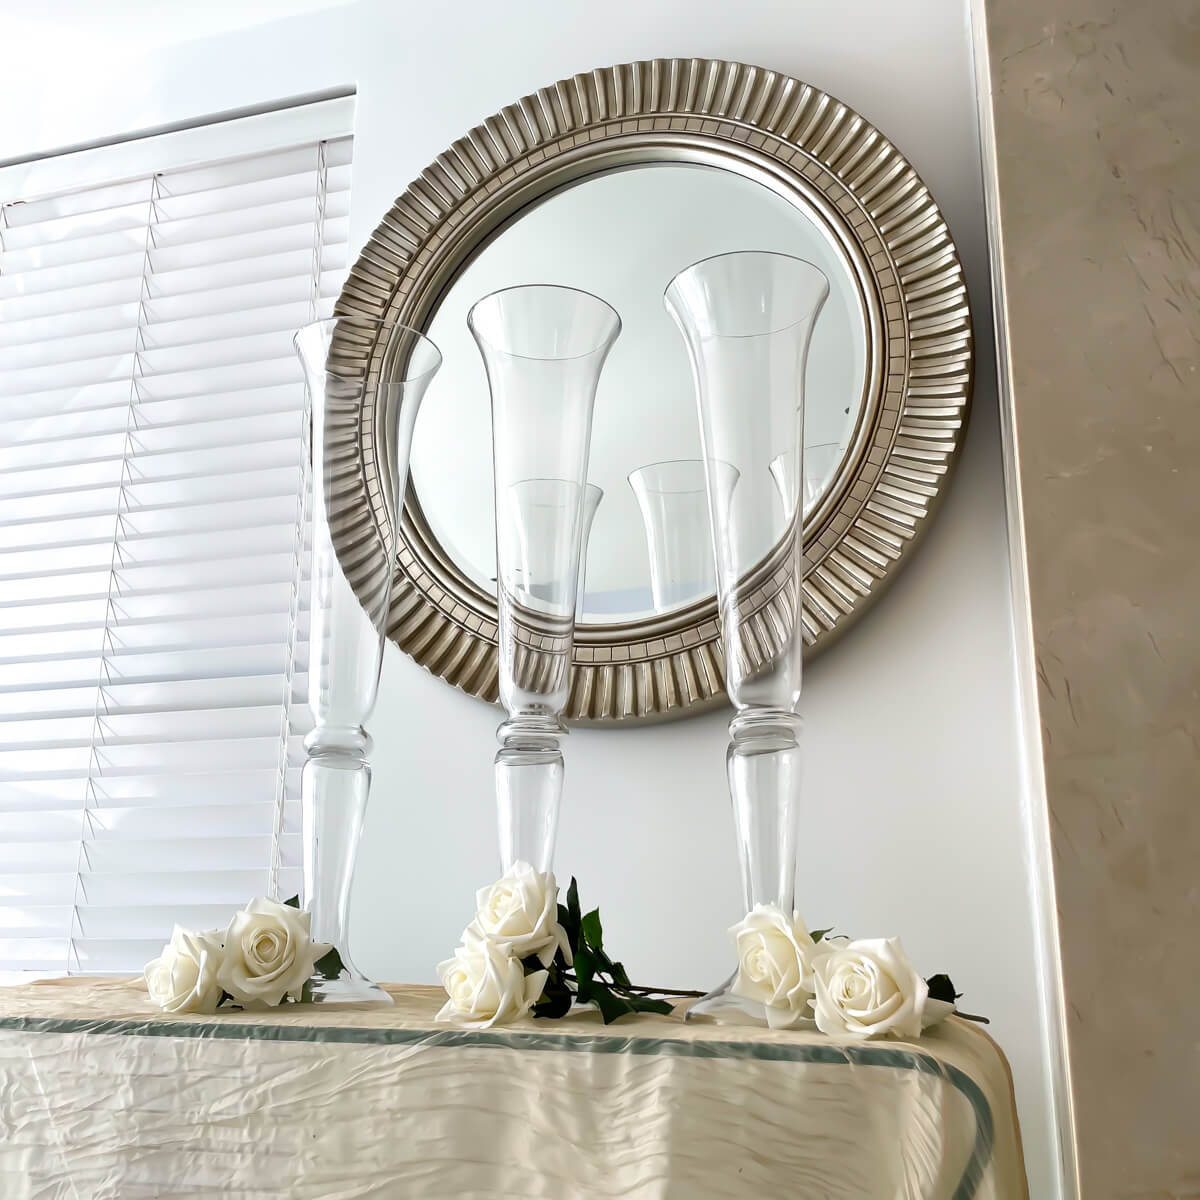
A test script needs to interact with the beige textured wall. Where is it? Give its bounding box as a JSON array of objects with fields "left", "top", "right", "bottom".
[{"left": 978, "top": 1, "right": 1200, "bottom": 1195}]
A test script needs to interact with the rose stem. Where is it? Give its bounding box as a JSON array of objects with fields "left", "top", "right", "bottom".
[
  {"left": 561, "top": 974, "right": 704, "bottom": 999},
  {"left": 954, "top": 1010, "right": 991, "bottom": 1024},
  {"left": 622, "top": 984, "right": 705, "bottom": 998}
]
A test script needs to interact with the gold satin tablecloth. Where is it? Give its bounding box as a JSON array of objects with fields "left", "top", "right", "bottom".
[{"left": 0, "top": 978, "right": 1027, "bottom": 1199}]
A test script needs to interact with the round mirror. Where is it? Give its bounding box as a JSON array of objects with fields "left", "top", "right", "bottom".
[
  {"left": 411, "top": 163, "right": 868, "bottom": 625},
  {"left": 331, "top": 59, "right": 973, "bottom": 721}
]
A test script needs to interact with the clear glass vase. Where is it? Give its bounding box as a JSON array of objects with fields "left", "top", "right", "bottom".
[
  {"left": 628, "top": 459, "right": 718, "bottom": 614},
  {"left": 665, "top": 252, "right": 829, "bottom": 1022},
  {"left": 293, "top": 317, "right": 441, "bottom": 1002},
  {"left": 468, "top": 286, "right": 620, "bottom": 873}
]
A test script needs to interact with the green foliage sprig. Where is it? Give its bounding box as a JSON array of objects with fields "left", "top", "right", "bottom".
[{"left": 525, "top": 878, "right": 701, "bottom": 1024}]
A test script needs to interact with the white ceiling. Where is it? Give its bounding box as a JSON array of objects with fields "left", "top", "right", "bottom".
[{"left": 3, "top": 0, "right": 358, "bottom": 57}]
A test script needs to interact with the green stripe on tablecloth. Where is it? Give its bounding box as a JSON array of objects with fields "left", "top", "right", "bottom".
[{"left": 0, "top": 1015, "right": 993, "bottom": 1199}]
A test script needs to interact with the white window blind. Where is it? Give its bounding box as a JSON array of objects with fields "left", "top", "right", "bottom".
[{"left": 0, "top": 96, "right": 354, "bottom": 980}]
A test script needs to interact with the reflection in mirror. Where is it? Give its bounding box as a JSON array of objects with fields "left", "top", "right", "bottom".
[
  {"left": 576, "top": 484, "right": 603, "bottom": 622},
  {"left": 411, "top": 162, "right": 867, "bottom": 626},
  {"left": 627, "top": 460, "right": 715, "bottom": 614},
  {"left": 804, "top": 443, "right": 843, "bottom": 512}
]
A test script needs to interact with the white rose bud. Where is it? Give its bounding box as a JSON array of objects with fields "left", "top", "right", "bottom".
[
  {"left": 216, "top": 897, "right": 331, "bottom": 1008},
  {"left": 467, "top": 861, "right": 570, "bottom": 968},
  {"left": 144, "top": 926, "right": 224, "bottom": 1015},
  {"left": 730, "top": 904, "right": 820, "bottom": 1029},
  {"left": 437, "top": 936, "right": 548, "bottom": 1028},
  {"left": 810, "top": 936, "right": 932, "bottom": 1039}
]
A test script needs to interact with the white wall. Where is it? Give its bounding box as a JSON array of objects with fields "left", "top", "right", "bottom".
[{"left": 3, "top": 2, "right": 1066, "bottom": 1195}]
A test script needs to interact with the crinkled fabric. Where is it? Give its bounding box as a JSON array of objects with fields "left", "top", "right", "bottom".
[{"left": 0, "top": 978, "right": 1027, "bottom": 1199}]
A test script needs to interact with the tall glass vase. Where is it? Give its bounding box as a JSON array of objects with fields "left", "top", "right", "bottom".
[
  {"left": 628, "top": 459, "right": 717, "bottom": 613},
  {"left": 665, "top": 252, "right": 829, "bottom": 1022},
  {"left": 293, "top": 317, "right": 441, "bottom": 1002},
  {"left": 468, "top": 286, "right": 620, "bottom": 874}
]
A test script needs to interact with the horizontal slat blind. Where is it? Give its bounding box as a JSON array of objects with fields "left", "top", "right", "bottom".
[{"left": 0, "top": 98, "right": 353, "bottom": 980}]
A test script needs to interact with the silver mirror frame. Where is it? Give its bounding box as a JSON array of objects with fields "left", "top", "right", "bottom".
[{"left": 330, "top": 58, "right": 973, "bottom": 723}]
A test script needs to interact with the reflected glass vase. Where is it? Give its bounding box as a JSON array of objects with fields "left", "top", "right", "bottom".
[
  {"left": 468, "top": 286, "right": 620, "bottom": 874},
  {"left": 575, "top": 483, "right": 603, "bottom": 622},
  {"left": 628, "top": 459, "right": 717, "bottom": 613},
  {"left": 665, "top": 252, "right": 829, "bottom": 1023},
  {"left": 293, "top": 317, "right": 441, "bottom": 1002},
  {"left": 769, "top": 442, "right": 844, "bottom": 519}
]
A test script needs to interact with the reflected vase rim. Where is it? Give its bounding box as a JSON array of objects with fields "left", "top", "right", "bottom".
[
  {"left": 467, "top": 283, "right": 622, "bottom": 363},
  {"left": 627, "top": 458, "right": 713, "bottom": 495},
  {"left": 505, "top": 476, "right": 604, "bottom": 494},
  {"left": 663, "top": 250, "right": 830, "bottom": 341}
]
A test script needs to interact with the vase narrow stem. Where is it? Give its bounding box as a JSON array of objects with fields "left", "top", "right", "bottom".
[
  {"left": 494, "top": 718, "right": 564, "bottom": 874},
  {"left": 298, "top": 744, "right": 387, "bottom": 1002},
  {"left": 300, "top": 752, "right": 367, "bottom": 946},
  {"left": 728, "top": 711, "right": 803, "bottom": 913}
]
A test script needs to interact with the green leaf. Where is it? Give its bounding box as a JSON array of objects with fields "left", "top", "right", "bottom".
[
  {"left": 587, "top": 985, "right": 673, "bottom": 1024},
  {"left": 590, "top": 984, "right": 637, "bottom": 1024},
  {"left": 581, "top": 907, "right": 603, "bottom": 950},
  {"left": 300, "top": 979, "right": 314, "bottom": 1005},
  {"left": 533, "top": 992, "right": 573, "bottom": 1019},
  {"left": 926, "top": 973, "right": 961, "bottom": 1003},
  {"left": 810, "top": 927, "right": 833, "bottom": 944},
  {"left": 283, "top": 895, "right": 300, "bottom": 909},
  {"left": 532, "top": 975, "right": 573, "bottom": 1019},
  {"left": 607, "top": 958, "right": 631, "bottom": 989},
  {"left": 625, "top": 993, "right": 674, "bottom": 1017},
  {"left": 588, "top": 944, "right": 629, "bottom": 990},
  {"left": 567, "top": 877, "right": 581, "bottom": 928},
  {"left": 557, "top": 903, "right": 580, "bottom": 956},
  {"left": 587, "top": 943, "right": 626, "bottom": 989},
  {"left": 573, "top": 945, "right": 596, "bottom": 1004},
  {"left": 314, "top": 946, "right": 344, "bottom": 981}
]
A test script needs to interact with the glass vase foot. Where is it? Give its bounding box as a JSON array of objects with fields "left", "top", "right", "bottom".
[
  {"left": 685, "top": 972, "right": 816, "bottom": 1027},
  {"left": 305, "top": 964, "right": 394, "bottom": 1005},
  {"left": 684, "top": 973, "right": 764, "bottom": 1026}
]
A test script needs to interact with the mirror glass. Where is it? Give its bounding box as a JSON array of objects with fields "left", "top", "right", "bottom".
[{"left": 410, "top": 163, "right": 868, "bottom": 625}]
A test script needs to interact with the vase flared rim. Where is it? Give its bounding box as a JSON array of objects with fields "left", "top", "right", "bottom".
[
  {"left": 467, "top": 283, "right": 622, "bottom": 363},
  {"left": 293, "top": 316, "right": 443, "bottom": 385},
  {"left": 505, "top": 476, "right": 603, "bottom": 498},
  {"left": 627, "top": 459, "right": 709, "bottom": 495},
  {"left": 664, "top": 250, "right": 830, "bottom": 341},
  {"left": 627, "top": 457, "right": 740, "bottom": 495}
]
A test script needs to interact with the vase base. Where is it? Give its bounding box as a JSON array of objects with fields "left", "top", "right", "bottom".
[
  {"left": 684, "top": 972, "right": 813, "bottom": 1029},
  {"left": 685, "top": 974, "right": 763, "bottom": 1025},
  {"left": 306, "top": 970, "right": 394, "bottom": 1006}
]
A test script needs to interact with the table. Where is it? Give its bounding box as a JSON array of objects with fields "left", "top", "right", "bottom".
[{"left": 0, "top": 978, "right": 1027, "bottom": 1198}]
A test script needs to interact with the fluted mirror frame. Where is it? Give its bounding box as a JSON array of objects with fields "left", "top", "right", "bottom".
[{"left": 330, "top": 58, "right": 973, "bottom": 723}]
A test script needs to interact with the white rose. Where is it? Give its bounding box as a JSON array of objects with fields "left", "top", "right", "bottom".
[
  {"left": 810, "top": 936, "right": 934, "bottom": 1039},
  {"left": 437, "top": 936, "right": 548, "bottom": 1028},
  {"left": 216, "top": 897, "right": 331, "bottom": 1008},
  {"left": 144, "top": 926, "right": 224, "bottom": 1014},
  {"left": 730, "top": 904, "right": 820, "bottom": 1029},
  {"left": 466, "top": 861, "right": 570, "bottom": 968}
]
